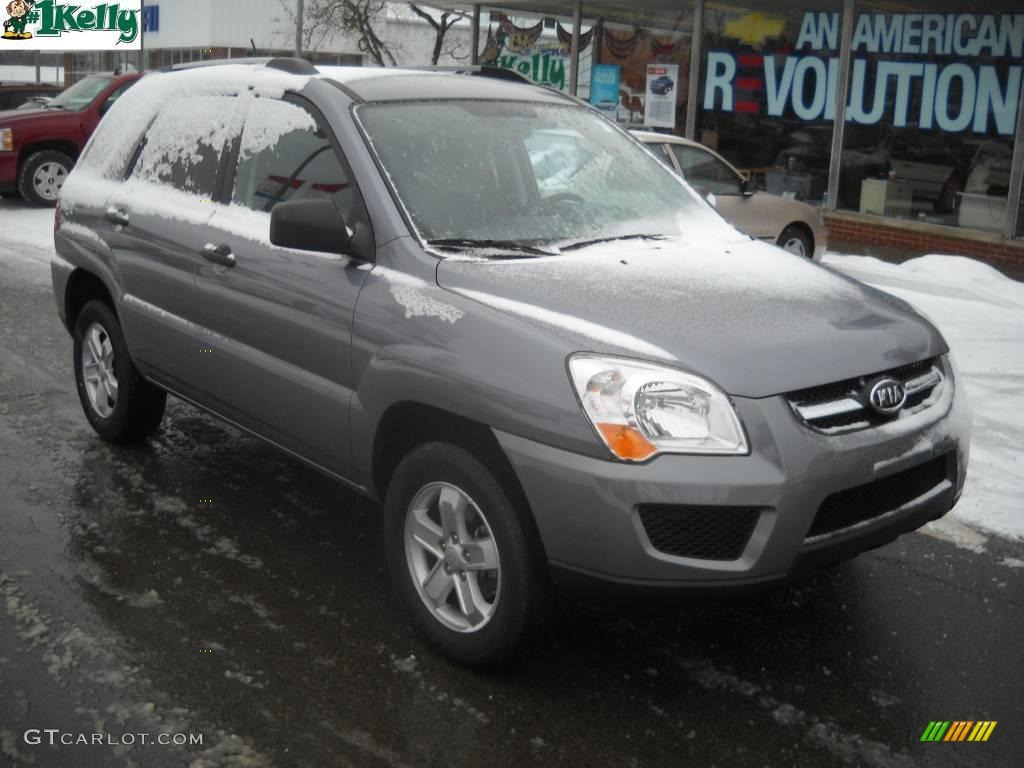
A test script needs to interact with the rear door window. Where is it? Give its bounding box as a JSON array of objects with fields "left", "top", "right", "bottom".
[{"left": 129, "top": 96, "right": 242, "bottom": 197}]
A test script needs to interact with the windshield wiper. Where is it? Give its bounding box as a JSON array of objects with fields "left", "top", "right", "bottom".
[
  {"left": 427, "top": 238, "right": 559, "bottom": 257},
  {"left": 558, "top": 234, "right": 667, "bottom": 251}
]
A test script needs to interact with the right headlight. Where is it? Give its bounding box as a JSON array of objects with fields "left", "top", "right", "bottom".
[
  {"left": 568, "top": 354, "right": 749, "bottom": 462},
  {"left": 0, "top": 128, "right": 13, "bottom": 152}
]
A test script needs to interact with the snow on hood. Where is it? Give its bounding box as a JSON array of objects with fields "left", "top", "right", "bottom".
[{"left": 437, "top": 237, "right": 948, "bottom": 398}]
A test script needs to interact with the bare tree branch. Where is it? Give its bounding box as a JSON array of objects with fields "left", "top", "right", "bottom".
[
  {"left": 408, "top": 3, "right": 468, "bottom": 65},
  {"left": 280, "top": 0, "right": 396, "bottom": 65}
]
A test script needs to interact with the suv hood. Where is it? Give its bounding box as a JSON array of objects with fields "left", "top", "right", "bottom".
[{"left": 437, "top": 238, "right": 946, "bottom": 398}]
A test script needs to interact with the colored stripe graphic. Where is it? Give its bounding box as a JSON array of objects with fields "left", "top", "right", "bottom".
[
  {"left": 920, "top": 721, "right": 950, "bottom": 741},
  {"left": 970, "top": 722, "right": 997, "bottom": 741},
  {"left": 921, "top": 721, "right": 996, "bottom": 742},
  {"left": 944, "top": 721, "right": 972, "bottom": 741}
]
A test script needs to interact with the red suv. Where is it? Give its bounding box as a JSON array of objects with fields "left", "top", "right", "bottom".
[{"left": 0, "top": 71, "right": 141, "bottom": 206}]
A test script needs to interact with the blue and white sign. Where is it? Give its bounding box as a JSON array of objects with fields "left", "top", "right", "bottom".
[
  {"left": 590, "top": 64, "right": 621, "bottom": 117},
  {"left": 141, "top": 4, "right": 158, "bottom": 33}
]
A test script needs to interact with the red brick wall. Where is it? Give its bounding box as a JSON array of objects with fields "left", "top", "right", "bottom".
[{"left": 824, "top": 213, "right": 1024, "bottom": 268}]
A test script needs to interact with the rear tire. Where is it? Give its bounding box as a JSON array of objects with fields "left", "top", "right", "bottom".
[
  {"left": 383, "top": 442, "right": 545, "bottom": 667},
  {"left": 73, "top": 300, "right": 166, "bottom": 442},
  {"left": 778, "top": 225, "right": 813, "bottom": 258},
  {"left": 17, "top": 149, "right": 73, "bottom": 207}
]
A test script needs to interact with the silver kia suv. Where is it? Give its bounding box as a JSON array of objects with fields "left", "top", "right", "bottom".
[{"left": 52, "top": 59, "right": 970, "bottom": 666}]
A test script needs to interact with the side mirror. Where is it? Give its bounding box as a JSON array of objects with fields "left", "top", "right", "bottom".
[
  {"left": 740, "top": 178, "right": 757, "bottom": 196},
  {"left": 270, "top": 198, "right": 351, "bottom": 254}
]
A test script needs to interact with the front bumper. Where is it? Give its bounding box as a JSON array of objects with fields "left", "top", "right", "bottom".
[{"left": 496, "top": 358, "right": 969, "bottom": 597}]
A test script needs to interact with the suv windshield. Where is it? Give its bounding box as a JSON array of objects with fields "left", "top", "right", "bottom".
[
  {"left": 358, "top": 100, "right": 733, "bottom": 250},
  {"left": 48, "top": 75, "right": 114, "bottom": 112}
]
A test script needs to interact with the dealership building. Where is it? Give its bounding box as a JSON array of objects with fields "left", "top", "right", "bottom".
[
  {"left": 4, "top": 0, "right": 1023, "bottom": 266},
  {"left": 448, "top": 0, "right": 1024, "bottom": 267}
]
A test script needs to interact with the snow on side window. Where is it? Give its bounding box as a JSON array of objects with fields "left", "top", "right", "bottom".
[
  {"left": 131, "top": 96, "right": 245, "bottom": 197},
  {"left": 76, "top": 66, "right": 313, "bottom": 183}
]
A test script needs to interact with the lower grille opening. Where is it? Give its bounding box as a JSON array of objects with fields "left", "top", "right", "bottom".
[
  {"left": 638, "top": 505, "right": 761, "bottom": 561},
  {"left": 806, "top": 453, "right": 953, "bottom": 540}
]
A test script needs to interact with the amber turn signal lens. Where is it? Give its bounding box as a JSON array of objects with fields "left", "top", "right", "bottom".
[{"left": 596, "top": 423, "right": 657, "bottom": 461}]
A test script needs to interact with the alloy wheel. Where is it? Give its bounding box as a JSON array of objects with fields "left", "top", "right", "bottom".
[
  {"left": 81, "top": 322, "right": 118, "bottom": 418},
  {"left": 404, "top": 482, "right": 501, "bottom": 633}
]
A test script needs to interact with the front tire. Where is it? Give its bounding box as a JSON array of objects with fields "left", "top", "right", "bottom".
[
  {"left": 73, "top": 300, "right": 166, "bottom": 442},
  {"left": 17, "top": 149, "right": 73, "bottom": 207},
  {"left": 383, "top": 442, "right": 545, "bottom": 667},
  {"left": 778, "top": 225, "right": 813, "bottom": 258}
]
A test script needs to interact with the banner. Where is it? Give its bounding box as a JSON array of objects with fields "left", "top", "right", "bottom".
[
  {"left": 590, "top": 64, "right": 621, "bottom": 117},
  {"left": 644, "top": 64, "right": 678, "bottom": 129},
  {"left": 702, "top": 11, "right": 1023, "bottom": 135},
  {"left": 0, "top": 0, "right": 141, "bottom": 50}
]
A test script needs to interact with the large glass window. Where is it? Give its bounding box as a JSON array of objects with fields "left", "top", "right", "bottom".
[
  {"left": 837, "top": 4, "right": 1019, "bottom": 233},
  {"left": 477, "top": 5, "right": 693, "bottom": 132},
  {"left": 698, "top": 6, "right": 846, "bottom": 205}
]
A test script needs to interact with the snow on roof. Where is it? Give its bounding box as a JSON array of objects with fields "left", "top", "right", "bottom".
[{"left": 77, "top": 65, "right": 314, "bottom": 182}]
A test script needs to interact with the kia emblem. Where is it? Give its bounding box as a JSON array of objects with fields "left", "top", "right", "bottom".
[{"left": 867, "top": 377, "right": 907, "bottom": 415}]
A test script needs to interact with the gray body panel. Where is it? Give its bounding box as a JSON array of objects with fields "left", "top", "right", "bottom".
[
  {"left": 434, "top": 239, "right": 947, "bottom": 399},
  {"left": 191, "top": 208, "right": 369, "bottom": 475},
  {"left": 495, "top": 359, "right": 970, "bottom": 583},
  {"left": 51, "top": 64, "right": 970, "bottom": 595}
]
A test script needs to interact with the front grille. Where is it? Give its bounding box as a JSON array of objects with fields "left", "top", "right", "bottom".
[
  {"left": 787, "top": 357, "right": 943, "bottom": 434},
  {"left": 806, "top": 453, "right": 952, "bottom": 540},
  {"left": 638, "top": 505, "right": 761, "bottom": 560}
]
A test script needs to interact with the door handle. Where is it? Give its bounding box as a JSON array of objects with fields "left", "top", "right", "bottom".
[
  {"left": 200, "top": 243, "right": 236, "bottom": 268},
  {"left": 105, "top": 206, "right": 129, "bottom": 226}
]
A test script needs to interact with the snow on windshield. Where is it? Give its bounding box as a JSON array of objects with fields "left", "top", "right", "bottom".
[{"left": 356, "top": 100, "right": 735, "bottom": 251}]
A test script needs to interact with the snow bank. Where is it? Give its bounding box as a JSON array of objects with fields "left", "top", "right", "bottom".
[
  {"left": 0, "top": 204, "right": 56, "bottom": 286},
  {"left": 826, "top": 253, "right": 1024, "bottom": 541}
]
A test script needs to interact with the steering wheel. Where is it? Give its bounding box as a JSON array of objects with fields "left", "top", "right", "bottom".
[{"left": 543, "top": 192, "right": 586, "bottom": 207}]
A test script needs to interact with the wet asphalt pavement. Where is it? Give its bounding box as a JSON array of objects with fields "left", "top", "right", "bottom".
[{"left": 1, "top": 246, "right": 1023, "bottom": 768}]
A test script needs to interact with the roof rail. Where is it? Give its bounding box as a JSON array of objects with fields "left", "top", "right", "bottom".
[
  {"left": 155, "top": 57, "right": 317, "bottom": 75},
  {"left": 403, "top": 65, "right": 532, "bottom": 85}
]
